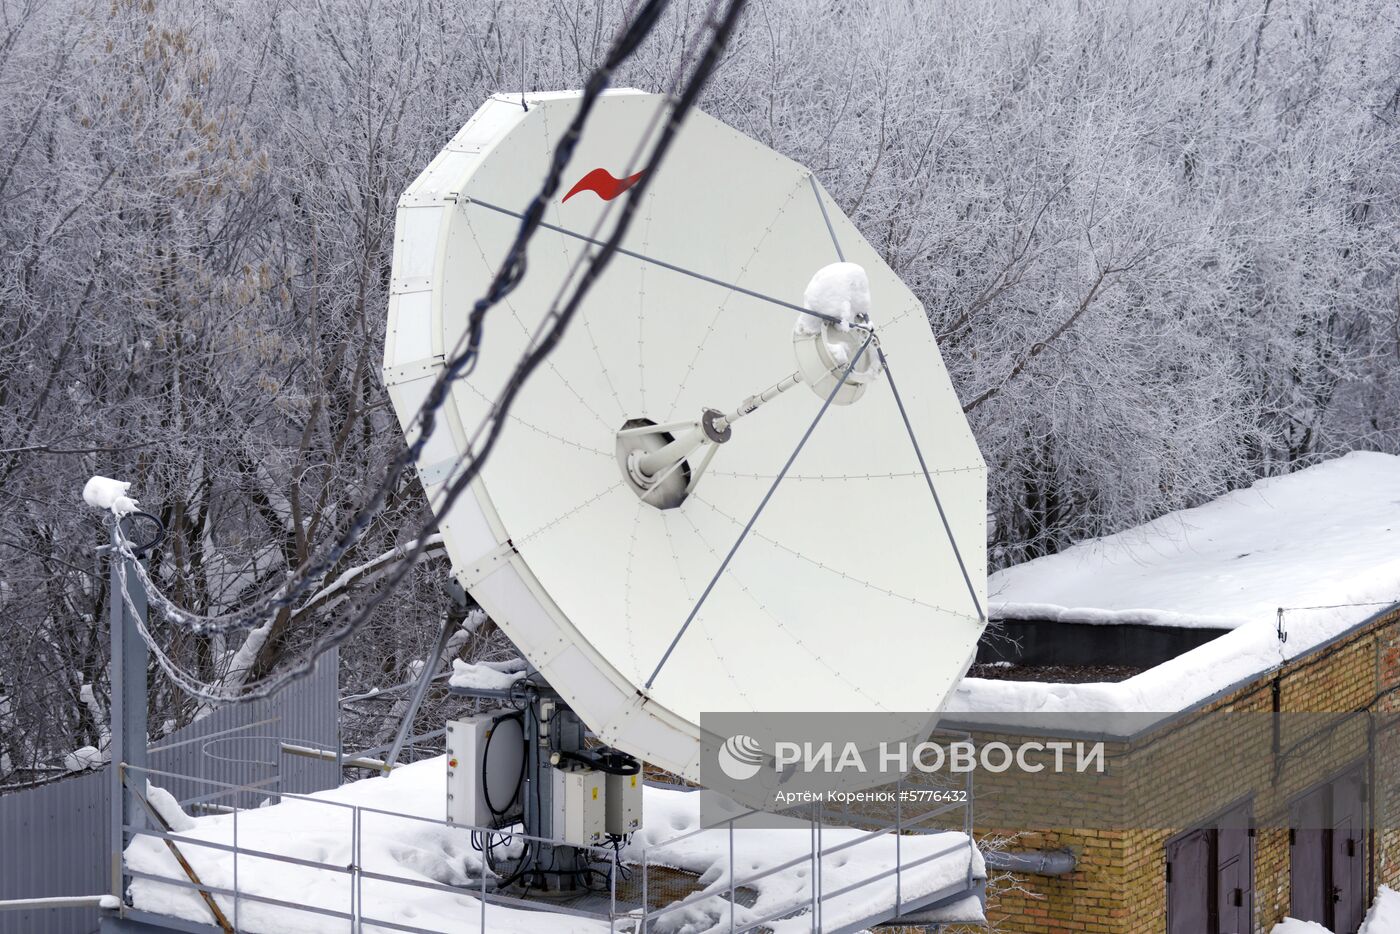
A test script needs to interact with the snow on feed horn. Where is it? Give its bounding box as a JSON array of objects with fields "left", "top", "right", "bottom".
[
  {"left": 793, "top": 261, "right": 883, "bottom": 405},
  {"left": 383, "top": 90, "right": 988, "bottom": 782}
]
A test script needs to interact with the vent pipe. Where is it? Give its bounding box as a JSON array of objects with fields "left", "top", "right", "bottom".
[{"left": 984, "top": 848, "right": 1077, "bottom": 876}]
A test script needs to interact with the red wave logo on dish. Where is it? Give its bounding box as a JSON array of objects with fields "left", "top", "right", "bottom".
[{"left": 562, "top": 168, "right": 644, "bottom": 203}]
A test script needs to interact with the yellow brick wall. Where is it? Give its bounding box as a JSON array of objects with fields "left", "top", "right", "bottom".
[
  {"left": 972, "top": 606, "right": 1400, "bottom": 934},
  {"left": 1375, "top": 616, "right": 1400, "bottom": 895}
]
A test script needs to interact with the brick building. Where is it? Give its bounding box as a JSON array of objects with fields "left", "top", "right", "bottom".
[{"left": 940, "top": 452, "right": 1400, "bottom": 934}]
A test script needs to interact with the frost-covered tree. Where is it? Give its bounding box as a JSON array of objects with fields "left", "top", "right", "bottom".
[{"left": 1, "top": 0, "right": 1397, "bottom": 783}]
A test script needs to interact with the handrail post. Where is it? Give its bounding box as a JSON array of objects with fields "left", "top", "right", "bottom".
[
  {"left": 728, "top": 821, "right": 736, "bottom": 932},
  {"left": 809, "top": 806, "right": 817, "bottom": 932},
  {"left": 965, "top": 763, "right": 975, "bottom": 888},
  {"left": 641, "top": 845, "right": 649, "bottom": 934},
  {"left": 352, "top": 807, "right": 362, "bottom": 933},
  {"left": 233, "top": 804, "right": 239, "bottom": 931},
  {"left": 895, "top": 775, "right": 902, "bottom": 916},
  {"left": 815, "top": 802, "right": 823, "bottom": 932}
]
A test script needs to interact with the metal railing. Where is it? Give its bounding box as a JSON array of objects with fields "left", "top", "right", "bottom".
[
  {"left": 114, "top": 740, "right": 979, "bottom": 933},
  {"left": 0, "top": 896, "right": 119, "bottom": 912}
]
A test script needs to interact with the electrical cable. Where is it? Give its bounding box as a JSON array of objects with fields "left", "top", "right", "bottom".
[
  {"left": 473, "top": 708, "right": 529, "bottom": 886},
  {"left": 476, "top": 711, "right": 529, "bottom": 879},
  {"left": 482, "top": 711, "right": 527, "bottom": 819},
  {"left": 109, "top": 0, "right": 750, "bottom": 703},
  {"left": 109, "top": 0, "right": 676, "bottom": 639},
  {"left": 474, "top": 699, "right": 546, "bottom": 893},
  {"left": 528, "top": 701, "right": 544, "bottom": 893}
]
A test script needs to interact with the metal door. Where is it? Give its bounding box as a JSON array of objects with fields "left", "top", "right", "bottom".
[
  {"left": 1331, "top": 769, "right": 1366, "bottom": 934},
  {"left": 1290, "top": 785, "right": 1330, "bottom": 925},
  {"left": 1167, "top": 827, "right": 1213, "bottom": 934},
  {"left": 1216, "top": 803, "right": 1253, "bottom": 934}
]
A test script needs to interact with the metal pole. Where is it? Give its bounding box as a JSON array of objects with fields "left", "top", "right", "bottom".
[
  {"left": 383, "top": 612, "right": 456, "bottom": 769},
  {"left": 728, "top": 822, "right": 736, "bottom": 933},
  {"left": 641, "top": 846, "right": 649, "bottom": 934},
  {"left": 815, "top": 802, "right": 823, "bottom": 932},
  {"left": 353, "top": 807, "right": 362, "bottom": 933},
  {"left": 233, "top": 803, "right": 239, "bottom": 932},
  {"left": 108, "top": 547, "right": 123, "bottom": 904},
  {"left": 108, "top": 534, "right": 149, "bottom": 905},
  {"left": 809, "top": 807, "right": 818, "bottom": 933},
  {"left": 0, "top": 896, "right": 120, "bottom": 911},
  {"left": 965, "top": 764, "right": 975, "bottom": 889},
  {"left": 895, "top": 775, "right": 902, "bottom": 916}
]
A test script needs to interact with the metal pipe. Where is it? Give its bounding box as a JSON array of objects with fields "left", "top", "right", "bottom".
[
  {"left": 636, "top": 425, "right": 707, "bottom": 477},
  {"left": 0, "top": 896, "right": 121, "bottom": 911},
  {"left": 635, "top": 367, "right": 805, "bottom": 482},
  {"left": 982, "top": 848, "right": 1077, "bottom": 876},
  {"left": 717, "top": 370, "right": 803, "bottom": 430},
  {"left": 340, "top": 671, "right": 451, "bottom": 705},
  {"left": 109, "top": 532, "right": 149, "bottom": 906},
  {"left": 280, "top": 742, "right": 394, "bottom": 772},
  {"left": 384, "top": 612, "right": 457, "bottom": 769}
]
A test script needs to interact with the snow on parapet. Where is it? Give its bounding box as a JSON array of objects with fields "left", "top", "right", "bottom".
[
  {"left": 83, "top": 475, "right": 139, "bottom": 516},
  {"left": 953, "top": 452, "right": 1400, "bottom": 716}
]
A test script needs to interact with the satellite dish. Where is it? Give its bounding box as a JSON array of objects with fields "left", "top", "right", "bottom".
[{"left": 383, "top": 90, "right": 986, "bottom": 782}]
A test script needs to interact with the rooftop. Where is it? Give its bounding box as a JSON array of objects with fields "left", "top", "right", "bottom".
[{"left": 950, "top": 451, "right": 1400, "bottom": 715}]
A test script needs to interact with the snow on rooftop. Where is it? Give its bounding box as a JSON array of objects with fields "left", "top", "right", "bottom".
[
  {"left": 950, "top": 452, "right": 1400, "bottom": 716},
  {"left": 990, "top": 451, "right": 1400, "bottom": 631},
  {"left": 127, "top": 755, "right": 982, "bottom": 933}
]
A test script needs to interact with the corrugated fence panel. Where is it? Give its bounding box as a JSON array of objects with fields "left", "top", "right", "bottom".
[
  {"left": 0, "top": 649, "right": 339, "bottom": 934},
  {"left": 145, "top": 650, "right": 341, "bottom": 809},
  {"left": 0, "top": 770, "right": 108, "bottom": 934}
]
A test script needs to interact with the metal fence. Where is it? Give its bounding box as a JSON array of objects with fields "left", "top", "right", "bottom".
[
  {"left": 112, "top": 744, "right": 978, "bottom": 934},
  {"left": 0, "top": 649, "right": 340, "bottom": 934}
]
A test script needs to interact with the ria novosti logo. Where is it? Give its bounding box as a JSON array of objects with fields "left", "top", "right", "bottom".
[
  {"left": 717, "top": 734, "right": 766, "bottom": 780},
  {"left": 713, "top": 735, "right": 1105, "bottom": 781}
]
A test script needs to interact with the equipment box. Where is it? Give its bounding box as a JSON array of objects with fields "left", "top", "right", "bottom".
[
  {"left": 551, "top": 766, "right": 607, "bottom": 846},
  {"left": 605, "top": 770, "right": 643, "bottom": 835},
  {"left": 446, "top": 712, "right": 524, "bottom": 827}
]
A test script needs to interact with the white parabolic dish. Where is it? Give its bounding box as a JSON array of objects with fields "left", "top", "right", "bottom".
[{"left": 383, "top": 90, "right": 987, "bottom": 782}]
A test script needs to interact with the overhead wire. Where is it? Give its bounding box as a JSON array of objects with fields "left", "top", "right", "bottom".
[
  {"left": 112, "top": 0, "right": 674, "bottom": 638},
  {"left": 140, "top": 77, "right": 637, "bottom": 666},
  {"left": 112, "top": 0, "right": 751, "bottom": 703}
]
